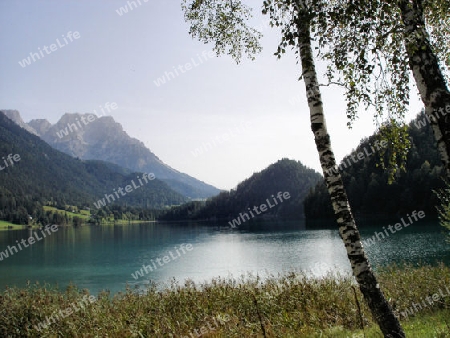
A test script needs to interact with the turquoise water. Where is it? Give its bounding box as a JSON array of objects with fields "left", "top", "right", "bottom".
[{"left": 0, "top": 220, "right": 448, "bottom": 295}]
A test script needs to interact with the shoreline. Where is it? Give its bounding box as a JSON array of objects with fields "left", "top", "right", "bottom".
[
  {"left": 0, "top": 221, "right": 40, "bottom": 232},
  {"left": 0, "top": 220, "right": 157, "bottom": 231}
]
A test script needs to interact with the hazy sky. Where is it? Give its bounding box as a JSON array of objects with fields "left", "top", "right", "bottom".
[{"left": 0, "top": 0, "right": 424, "bottom": 190}]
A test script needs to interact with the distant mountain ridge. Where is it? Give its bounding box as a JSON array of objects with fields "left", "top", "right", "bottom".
[
  {"left": 2, "top": 109, "right": 39, "bottom": 136},
  {"left": 0, "top": 111, "right": 187, "bottom": 224},
  {"left": 1, "top": 110, "right": 220, "bottom": 199},
  {"left": 160, "top": 158, "right": 322, "bottom": 221}
]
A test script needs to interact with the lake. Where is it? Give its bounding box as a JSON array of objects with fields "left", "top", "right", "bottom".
[{"left": 0, "top": 219, "right": 448, "bottom": 295}]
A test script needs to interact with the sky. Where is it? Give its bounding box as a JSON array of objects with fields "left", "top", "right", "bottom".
[{"left": 0, "top": 0, "right": 424, "bottom": 190}]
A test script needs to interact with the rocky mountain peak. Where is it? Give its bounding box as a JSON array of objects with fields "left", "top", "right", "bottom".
[
  {"left": 1, "top": 109, "right": 38, "bottom": 135},
  {"left": 28, "top": 119, "right": 52, "bottom": 135},
  {"left": 2, "top": 110, "right": 220, "bottom": 199}
]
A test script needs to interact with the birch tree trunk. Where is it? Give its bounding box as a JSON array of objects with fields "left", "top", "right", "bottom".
[
  {"left": 296, "top": 16, "right": 405, "bottom": 338},
  {"left": 399, "top": 0, "right": 450, "bottom": 177}
]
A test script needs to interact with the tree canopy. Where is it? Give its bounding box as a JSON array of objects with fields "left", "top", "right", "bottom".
[{"left": 183, "top": 0, "right": 449, "bottom": 180}]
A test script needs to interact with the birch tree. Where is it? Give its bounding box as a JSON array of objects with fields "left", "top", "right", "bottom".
[
  {"left": 182, "top": 0, "right": 405, "bottom": 336},
  {"left": 319, "top": 0, "right": 450, "bottom": 179}
]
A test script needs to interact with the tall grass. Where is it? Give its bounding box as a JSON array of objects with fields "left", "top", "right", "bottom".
[{"left": 1, "top": 264, "right": 449, "bottom": 337}]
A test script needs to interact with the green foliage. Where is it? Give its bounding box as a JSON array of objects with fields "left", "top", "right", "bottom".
[
  {"left": 1, "top": 264, "right": 449, "bottom": 337},
  {"left": 319, "top": 1, "right": 411, "bottom": 123},
  {"left": 304, "top": 112, "right": 445, "bottom": 219},
  {"left": 90, "top": 204, "right": 162, "bottom": 224},
  {"left": 316, "top": 0, "right": 449, "bottom": 177},
  {"left": 259, "top": 0, "right": 449, "bottom": 181},
  {"left": 262, "top": 0, "right": 324, "bottom": 62},
  {"left": 424, "top": 0, "right": 450, "bottom": 72},
  {"left": 182, "top": 0, "right": 449, "bottom": 180},
  {"left": 181, "top": 0, "right": 262, "bottom": 63},
  {"left": 378, "top": 120, "right": 411, "bottom": 183},
  {"left": 435, "top": 180, "right": 450, "bottom": 237},
  {"left": 160, "top": 158, "right": 322, "bottom": 221}
]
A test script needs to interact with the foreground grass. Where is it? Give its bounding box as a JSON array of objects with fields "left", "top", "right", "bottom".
[
  {"left": 329, "top": 310, "right": 450, "bottom": 337},
  {"left": 1, "top": 264, "right": 449, "bottom": 337}
]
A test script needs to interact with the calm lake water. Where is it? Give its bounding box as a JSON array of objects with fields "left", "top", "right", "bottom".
[{"left": 0, "top": 219, "right": 448, "bottom": 295}]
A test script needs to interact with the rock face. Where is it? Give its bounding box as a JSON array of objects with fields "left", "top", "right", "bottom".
[
  {"left": 28, "top": 119, "right": 52, "bottom": 135},
  {"left": 2, "top": 110, "right": 38, "bottom": 135},
  {"left": 1, "top": 110, "right": 220, "bottom": 199}
]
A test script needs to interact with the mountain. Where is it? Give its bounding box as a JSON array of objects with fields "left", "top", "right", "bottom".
[
  {"left": 2, "top": 111, "right": 220, "bottom": 199},
  {"left": 2, "top": 109, "right": 38, "bottom": 136},
  {"left": 304, "top": 112, "right": 445, "bottom": 219},
  {"left": 28, "top": 118, "right": 52, "bottom": 135},
  {"left": 160, "top": 158, "right": 322, "bottom": 221},
  {"left": 0, "top": 111, "right": 187, "bottom": 224}
]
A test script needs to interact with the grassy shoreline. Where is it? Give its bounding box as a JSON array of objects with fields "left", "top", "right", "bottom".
[
  {"left": 0, "top": 220, "right": 40, "bottom": 231},
  {"left": 1, "top": 264, "right": 449, "bottom": 337},
  {"left": 0, "top": 219, "right": 156, "bottom": 231},
  {"left": 0, "top": 219, "right": 20, "bottom": 230}
]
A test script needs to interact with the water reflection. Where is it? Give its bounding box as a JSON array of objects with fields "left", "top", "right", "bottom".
[{"left": 0, "top": 220, "right": 448, "bottom": 295}]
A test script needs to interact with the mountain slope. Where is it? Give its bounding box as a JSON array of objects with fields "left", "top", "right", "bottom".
[
  {"left": 0, "top": 112, "right": 187, "bottom": 224},
  {"left": 304, "top": 112, "right": 445, "bottom": 219},
  {"left": 17, "top": 112, "right": 220, "bottom": 199},
  {"left": 160, "top": 158, "right": 322, "bottom": 221}
]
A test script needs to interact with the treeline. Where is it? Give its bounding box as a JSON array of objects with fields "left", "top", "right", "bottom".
[
  {"left": 161, "top": 112, "right": 446, "bottom": 223},
  {"left": 304, "top": 112, "right": 445, "bottom": 219},
  {"left": 90, "top": 205, "right": 164, "bottom": 224},
  {"left": 0, "top": 197, "right": 165, "bottom": 226},
  {"left": 160, "top": 159, "right": 322, "bottom": 221}
]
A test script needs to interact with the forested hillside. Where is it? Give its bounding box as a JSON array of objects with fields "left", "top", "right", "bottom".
[
  {"left": 0, "top": 112, "right": 187, "bottom": 225},
  {"left": 304, "top": 112, "right": 445, "bottom": 219},
  {"left": 3, "top": 110, "right": 220, "bottom": 199},
  {"left": 160, "top": 159, "right": 322, "bottom": 221}
]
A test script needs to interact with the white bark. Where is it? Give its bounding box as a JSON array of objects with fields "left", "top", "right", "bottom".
[
  {"left": 400, "top": 0, "right": 450, "bottom": 177},
  {"left": 297, "top": 13, "right": 405, "bottom": 338}
]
